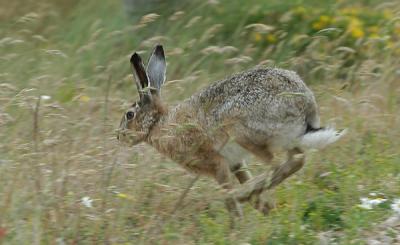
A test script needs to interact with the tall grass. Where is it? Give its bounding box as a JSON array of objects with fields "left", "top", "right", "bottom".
[{"left": 1, "top": 0, "right": 400, "bottom": 243}]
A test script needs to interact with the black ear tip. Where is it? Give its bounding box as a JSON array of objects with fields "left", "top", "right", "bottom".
[
  {"left": 130, "top": 52, "right": 141, "bottom": 63},
  {"left": 154, "top": 45, "right": 164, "bottom": 56}
]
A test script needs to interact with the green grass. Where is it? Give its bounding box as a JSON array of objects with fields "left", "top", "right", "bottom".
[{"left": 1, "top": 0, "right": 400, "bottom": 244}]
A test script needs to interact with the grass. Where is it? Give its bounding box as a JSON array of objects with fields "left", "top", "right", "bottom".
[{"left": 1, "top": 0, "right": 400, "bottom": 244}]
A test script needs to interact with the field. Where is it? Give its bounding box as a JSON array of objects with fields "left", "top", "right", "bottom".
[{"left": 1, "top": 0, "right": 400, "bottom": 244}]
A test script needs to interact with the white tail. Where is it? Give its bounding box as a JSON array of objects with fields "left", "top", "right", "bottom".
[{"left": 300, "top": 128, "right": 347, "bottom": 149}]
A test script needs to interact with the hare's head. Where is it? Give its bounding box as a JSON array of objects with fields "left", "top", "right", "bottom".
[{"left": 118, "top": 45, "right": 167, "bottom": 146}]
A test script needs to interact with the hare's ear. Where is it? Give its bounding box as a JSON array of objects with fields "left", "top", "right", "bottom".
[
  {"left": 147, "top": 45, "right": 166, "bottom": 94},
  {"left": 130, "top": 52, "right": 151, "bottom": 100}
]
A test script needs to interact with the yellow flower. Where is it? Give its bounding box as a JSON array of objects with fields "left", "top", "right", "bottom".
[
  {"left": 253, "top": 32, "right": 262, "bottom": 42},
  {"left": 266, "top": 34, "right": 277, "bottom": 43},
  {"left": 350, "top": 28, "right": 364, "bottom": 38},
  {"left": 312, "top": 21, "right": 324, "bottom": 30},
  {"left": 117, "top": 193, "right": 127, "bottom": 198},
  {"left": 319, "top": 15, "right": 331, "bottom": 23},
  {"left": 79, "top": 95, "right": 90, "bottom": 102},
  {"left": 348, "top": 17, "right": 362, "bottom": 28},
  {"left": 312, "top": 15, "right": 332, "bottom": 30},
  {"left": 347, "top": 17, "right": 364, "bottom": 38},
  {"left": 117, "top": 193, "right": 134, "bottom": 201}
]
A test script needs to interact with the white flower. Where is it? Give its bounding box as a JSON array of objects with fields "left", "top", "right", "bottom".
[
  {"left": 369, "top": 192, "right": 377, "bottom": 197},
  {"left": 358, "top": 197, "right": 387, "bottom": 210},
  {"left": 40, "top": 95, "right": 51, "bottom": 100},
  {"left": 358, "top": 197, "right": 373, "bottom": 209},
  {"left": 81, "top": 196, "right": 93, "bottom": 208},
  {"left": 369, "top": 197, "right": 387, "bottom": 205},
  {"left": 391, "top": 199, "right": 400, "bottom": 215}
]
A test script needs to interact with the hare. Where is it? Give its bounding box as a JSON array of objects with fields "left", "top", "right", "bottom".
[{"left": 117, "top": 44, "right": 346, "bottom": 216}]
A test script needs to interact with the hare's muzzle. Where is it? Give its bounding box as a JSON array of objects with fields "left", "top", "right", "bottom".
[{"left": 116, "top": 128, "right": 126, "bottom": 142}]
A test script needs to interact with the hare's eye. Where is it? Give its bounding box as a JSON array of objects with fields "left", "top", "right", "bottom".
[{"left": 126, "top": 111, "right": 135, "bottom": 120}]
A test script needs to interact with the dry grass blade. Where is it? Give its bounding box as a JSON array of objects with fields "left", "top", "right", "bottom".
[
  {"left": 147, "top": 175, "right": 200, "bottom": 238},
  {"left": 245, "top": 23, "right": 275, "bottom": 33}
]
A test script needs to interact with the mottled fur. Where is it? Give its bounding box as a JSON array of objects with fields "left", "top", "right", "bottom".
[{"left": 118, "top": 45, "right": 345, "bottom": 216}]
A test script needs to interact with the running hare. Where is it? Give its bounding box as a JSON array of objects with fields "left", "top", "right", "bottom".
[{"left": 118, "top": 45, "right": 345, "bottom": 216}]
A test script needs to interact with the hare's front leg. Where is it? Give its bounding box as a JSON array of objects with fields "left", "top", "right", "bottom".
[{"left": 229, "top": 161, "right": 252, "bottom": 184}]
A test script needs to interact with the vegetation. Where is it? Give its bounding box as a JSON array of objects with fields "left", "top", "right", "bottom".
[{"left": 0, "top": 0, "right": 399, "bottom": 243}]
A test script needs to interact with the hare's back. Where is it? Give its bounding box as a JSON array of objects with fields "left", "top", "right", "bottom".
[{"left": 191, "top": 68, "right": 318, "bottom": 147}]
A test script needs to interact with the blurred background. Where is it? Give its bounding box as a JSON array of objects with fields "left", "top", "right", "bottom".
[{"left": 0, "top": 0, "right": 399, "bottom": 244}]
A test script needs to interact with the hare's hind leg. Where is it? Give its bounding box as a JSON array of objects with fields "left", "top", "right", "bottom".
[
  {"left": 235, "top": 147, "right": 305, "bottom": 203},
  {"left": 268, "top": 147, "right": 305, "bottom": 189},
  {"left": 233, "top": 139, "right": 305, "bottom": 214},
  {"left": 235, "top": 139, "right": 274, "bottom": 164},
  {"left": 230, "top": 139, "right": 275, "bottom": 214},
  {"left": 230, "top": 160, "right": 273, "bottom": 215}
]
